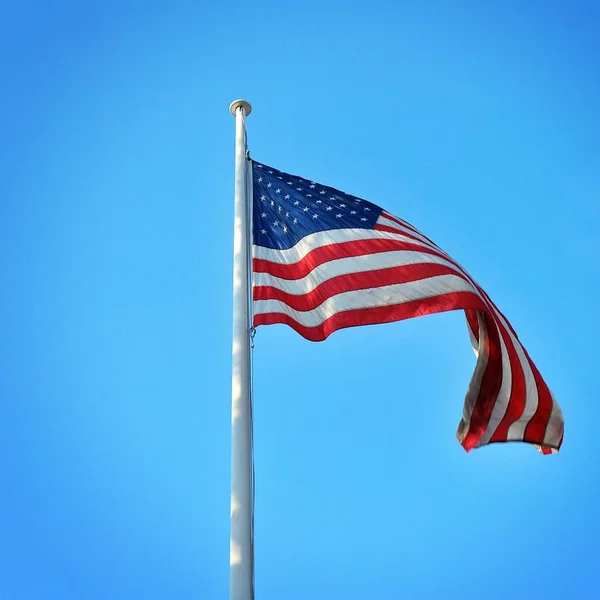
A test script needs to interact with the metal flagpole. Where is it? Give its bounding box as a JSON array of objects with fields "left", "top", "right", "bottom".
[{"left": 228, "top": 99, "right": 254, "bottom": 600}]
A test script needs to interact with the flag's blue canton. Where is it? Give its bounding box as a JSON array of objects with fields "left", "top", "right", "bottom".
[{"left": 252, "top": 161, "right": 383, "bottom": 250}]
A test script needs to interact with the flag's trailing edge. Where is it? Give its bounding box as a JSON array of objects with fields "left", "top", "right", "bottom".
[{"left": 250, "top": 160, "right": 564, "bottom": 454}]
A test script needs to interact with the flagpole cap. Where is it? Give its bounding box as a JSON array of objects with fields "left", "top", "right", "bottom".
[{"left": 229, "top": 99, "right": 252, "bottom": 117}]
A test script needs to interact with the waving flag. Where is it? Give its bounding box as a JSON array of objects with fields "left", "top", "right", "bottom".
[{"left": 251, "top": 160, "right": 564, "bottom": 454}]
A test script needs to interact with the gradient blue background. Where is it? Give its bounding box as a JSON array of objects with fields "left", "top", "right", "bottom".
[{"left": 1, "top": 1, "right": 598, "bottom": 598}]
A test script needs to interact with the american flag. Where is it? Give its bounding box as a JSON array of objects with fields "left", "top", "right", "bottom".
[{"left": 251, "top": 160, "right": 564, "bottom": 454}]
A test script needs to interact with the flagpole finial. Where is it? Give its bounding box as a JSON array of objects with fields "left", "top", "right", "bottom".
[{"left": 229, "top": 99, "right": 252, "bottom": 117}]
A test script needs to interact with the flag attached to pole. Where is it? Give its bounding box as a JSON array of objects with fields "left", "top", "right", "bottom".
[{"left": 251, "top": 160, "right": 564, "bottom": 454}]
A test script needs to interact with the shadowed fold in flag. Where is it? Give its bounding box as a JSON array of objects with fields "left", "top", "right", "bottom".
[{"left": 250, "top": 160, "right": 564, "bottom": 454}]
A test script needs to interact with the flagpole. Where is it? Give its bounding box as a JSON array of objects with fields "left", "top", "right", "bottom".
[{"left": 229, "top": 99, "right": 254, "bottom": 600}]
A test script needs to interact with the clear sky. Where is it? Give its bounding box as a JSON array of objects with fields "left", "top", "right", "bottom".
[{"left": 1, "top": 1, "right": 599, "bottom": 598}]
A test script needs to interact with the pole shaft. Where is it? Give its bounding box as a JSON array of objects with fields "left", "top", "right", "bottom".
[{"left": 230, "top": 102, "right": 254, "bottom": 600}]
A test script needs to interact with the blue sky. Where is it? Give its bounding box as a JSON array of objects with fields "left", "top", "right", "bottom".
[{"left": 1, "top": 1, "right": 599, "bottom": 598}]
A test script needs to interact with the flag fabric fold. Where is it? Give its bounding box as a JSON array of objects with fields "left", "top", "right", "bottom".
[{"left": 250, "top": 160, "right": 564, "bottom": 454}]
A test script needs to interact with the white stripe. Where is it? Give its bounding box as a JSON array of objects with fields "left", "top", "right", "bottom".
[
  {"left": 253, "top": 227, "right": 440, "bottom": 264},
  {"left": 254, "top": 250, "right": 467, "bottom": 293},
  {"left": 254, "top": 274, "right": 476, "bottom": 327},
  {"left": 380, "top": 211, "right": 420, "bottom": 232},
  {"left": 380, "top": 212, "right": 428, "bottom": 238},
  {"left": 377, "top": 213, "right": 461, "bottom": 268}
]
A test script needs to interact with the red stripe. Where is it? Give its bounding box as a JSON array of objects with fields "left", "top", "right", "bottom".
[
  {"left": 459, "top": 311, "right": 504, "bottom": 451},
  {"left": 254, "top": 263, "right": 467, "bottom": 311},
  {"left": 254, "top": 291, "right": 488, "bottom": 342},
  {"left": 381, "top": 212, "right": 439, "bottom": 248},
  {"left": 380, "top": 212, "right": 422, "bottom": 234},
  {"left": 487, "top": 319, "right": 527, "bottom": 444},
  {"left": 522, "top": 350, "right": 556, "bottom": 447},
  {"left": 374, "top": 223, "right": 436, "bottom": 245},
  {"left": 253, "top": 238, "right": 451, "bottom": 280}
]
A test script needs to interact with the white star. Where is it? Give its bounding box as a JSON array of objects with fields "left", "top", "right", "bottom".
[
  {"left": 320, "top": 190, "right": 326, "bottom": 195},
  {"left": 268, "top": 170, "right": 273, "bottom": 174},
  {"left": 277, "top": 176, "right": 283, "bottom": 180},
  {"left": 330, "top": 197, "right": 336, "bottom": 201},
  {"left": 273, "top": 220, "right": 279, "bottom": 226},
  {"left": 283, "top": 226, "right": 288, "bottom": 233},
  {"left": 350, "top": 210, "right": 357, "bottom": 215},
  {"left": 284, "top": 194, "right": 290, "bottom": 200},
  {"left": 336, "top": 213, "right": 342, "bottom": 218},
  {"left": 310, "top": 184, "right": 316, "bottom": 189},
  {"left": 312, "top": 214, "right": 318, "bottom": 219},
  {"left": 256, "top": 164, "right": 263, "bottom": 168},
  {"left": 296, "top": 187, "right": 302, "bottom": 191},
  {"left": 316, "top": 199, "right": 322, "bottom": 204},
  {"left": 306, "top": 194, "right": 312, "bottom": 197},
  {"left": 355, "top": 199, "right": 361, "bottom": 203},
  {"left": 302, "top": 207, "right": 310, "bottom": 212},
  {"left": 287, "top": 181, "right": 293, "bottom": 185},
  {"left": 293, "top": 218, "right": 298, "bottom": 224},
  {"left": 360, "top": 217, "right": 367, "bottom": 222},
  {"left": 261, "top": 228, "right": 267, "bottom": 234},
  {"left": 326, "top": 206, "right": 333, "bottom": 211},
  {"left": 267, "top": 182, "right": 272, "bottom": 187},
  {"left": 285, "top": 212, "right": 290, "bottom": 218},
  {"left": 275, "top": 188, "right": 281, "bottom": 193},
  {"left": 270, "top": 200, "right": 275, "bottom": 207},
  {"left": 277, "top": 206, "right": 282, "bottom": 213},
  {"left": 364, "top": 207, "right": 370, "bottom": 211},
  {"left": 293, "top": 201, "right": 300, "bottom": 206},
  {"left": 261, "top": 212, "right": 267, "bottom": 217},
  {"left": 340, "top": 204, "right": 346, "bottom": 208},
  {"left": 258, "top": 177, "right": 263, "bottom": 182},
  {"left": 260, "top": 195, "right": 266, "bottom": 201}
]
